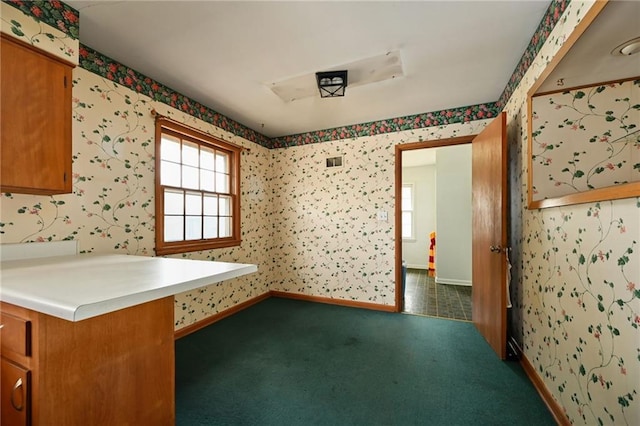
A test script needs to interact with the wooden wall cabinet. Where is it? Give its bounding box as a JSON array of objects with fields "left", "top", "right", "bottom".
[
  {"left": 0, "top": 298, "right": 175, "bottom": 425},
  {"left": 0, "top": 34, "right": 74, "bottom": 195}
]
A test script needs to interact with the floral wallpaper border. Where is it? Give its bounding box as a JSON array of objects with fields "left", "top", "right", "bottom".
[
  {"left": 2, "top": 0, "right": 78, "bottom": 39},
  {"left": 78, "top": 44, "right": 274, "bottom": 149},
  {"left": 4, "top": 0, "right": 569, "bottom": 149},
  {"left": 497, "top": 0, "right": 570, "bottom": 108},
  {"left": 270, "top": 103, "right": 500, "bottom": 148}
]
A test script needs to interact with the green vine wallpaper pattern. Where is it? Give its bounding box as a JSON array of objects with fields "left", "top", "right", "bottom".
[
  {"left": 1, "top": 1, "right": 638, "bottom": 424},
  {"left": 531, "top": 79, "right": 640, "bottom": 200},
  {"left": 1, "top": 0, "right": 568, "bottom": 148}
]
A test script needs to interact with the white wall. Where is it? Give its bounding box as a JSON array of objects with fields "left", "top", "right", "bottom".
[
  {"left": 401, "top": 164, "right": 436, "bottom": 268},
  {"left": 435, "top": 144, "right": 472, "bottom": 285}
]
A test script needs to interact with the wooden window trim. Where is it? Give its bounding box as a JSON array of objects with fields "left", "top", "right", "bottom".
[{"left": 154, "top": 117, "right": 241, "bottom": 255}]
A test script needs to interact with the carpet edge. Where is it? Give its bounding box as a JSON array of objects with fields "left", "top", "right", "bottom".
[
  {"left": 174, "top": 292, "right": 271, "bottom": 339},
  {"left": 270, "top": 290, "right": 396, "bottom": 312}
]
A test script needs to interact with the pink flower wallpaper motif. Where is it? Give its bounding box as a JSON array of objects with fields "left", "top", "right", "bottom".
[
  {"left": 1, "top": 1, "right": 639, "bottom": 424},
  {"left": 531, "top": 79, "right": 640, "bottom": 200}
]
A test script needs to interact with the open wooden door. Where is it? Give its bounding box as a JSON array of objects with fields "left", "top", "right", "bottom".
[{"left": 472, "top": 112, "right": 508, "bottom": 359}]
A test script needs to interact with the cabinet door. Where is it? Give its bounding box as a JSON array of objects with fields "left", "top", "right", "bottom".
[
  {"left": 0, "top": 34, "right": 73, "bottom": 195},
  {"left": 1, "top": 358, "right": 31, "bottom": 426}
]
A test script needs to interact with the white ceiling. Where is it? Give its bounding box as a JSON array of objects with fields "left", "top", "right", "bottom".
[
  {"left": 402, "top": 147, "right": 436, "bottom": 167},
  {"left": 67, "top": 0, "right": 550, "bottom": 138}
]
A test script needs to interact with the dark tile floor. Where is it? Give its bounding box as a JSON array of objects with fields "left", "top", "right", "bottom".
[{"left": 403, "top": 268, "right": 472, "bottom": 321}]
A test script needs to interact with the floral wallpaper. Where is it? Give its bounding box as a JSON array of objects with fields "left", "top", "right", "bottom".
[
  {"left": 3, "top": 1, "right": 639, "bottom": 424},
  {"left": 0, "top": 1, "right": 78, "bottom": 63},
  {"left": 270, "top": 120, "right": 489, "bottom": 305},
  {"left": 270, "top": 103, "right": 499, "bottom": 148},
  {"left": 502, "top": 1, "right": 640, "bottom": 424},
  {"left": 496, "top": 0, "right": 569, "bottom": 108},
  {"left": 2, "top": 0, "right": 79, "bottom": 39},
  {"left": 77, "top": 44, "right": 273, "bottom": 149},
  {"left": 531, "top": 79, "right": 640, "bottom": 200},
  {"left": 0, "top": 29, "right": 274, "bottom": 329}
]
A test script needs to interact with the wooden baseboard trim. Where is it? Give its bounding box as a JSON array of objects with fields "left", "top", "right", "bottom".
[
  {"left": 270, "top": 291, "right": 396, "bottom": 312},
  {"left": 520, "top": 352, "right": 570, "bottom": 426},
  {"left": 174, "top": 292, "right": 270, "bottom": 339}
]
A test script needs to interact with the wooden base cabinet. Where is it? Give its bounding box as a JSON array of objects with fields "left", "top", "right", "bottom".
[{"left": 0, "top": 297, "right": 175, "bottom": 425}]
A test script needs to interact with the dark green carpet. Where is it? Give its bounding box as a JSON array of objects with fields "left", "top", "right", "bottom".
[{"left": 175, "top": 298, "right": 554, "bottom": 425}]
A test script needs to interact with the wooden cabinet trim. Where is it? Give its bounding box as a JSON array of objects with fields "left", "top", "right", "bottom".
[{"left": 0, "top": 312, "right": 31, "bottom": 358}]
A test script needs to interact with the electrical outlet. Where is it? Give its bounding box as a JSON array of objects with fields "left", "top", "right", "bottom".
[{"left": 377, "top": 210, "right": 388, "bottom": 221}]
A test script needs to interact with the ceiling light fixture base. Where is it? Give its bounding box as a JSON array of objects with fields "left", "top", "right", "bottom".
[{"left": 316, "top": 70, "right": 348, "bottom": 98}]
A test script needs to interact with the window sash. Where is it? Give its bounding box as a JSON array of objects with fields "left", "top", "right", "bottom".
[
  {"left": 155, "top": 117, "right": 241, "bottom": 255},
  {"left": 401, "top": 183, "right": 415, "bottom": 240}
]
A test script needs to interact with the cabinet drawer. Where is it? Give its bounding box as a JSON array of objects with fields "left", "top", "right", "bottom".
[
  {"left": 1, "top": 312, "right": 32, "bottom": 357},
  {"left": 1, "top": 358, "right": 31, "bottom": 426}
]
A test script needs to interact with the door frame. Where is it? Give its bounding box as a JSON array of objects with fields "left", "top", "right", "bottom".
[{"left": 394, "top": 135, "right": 476, "bottom": 312}]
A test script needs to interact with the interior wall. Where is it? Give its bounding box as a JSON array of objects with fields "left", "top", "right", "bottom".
[
  {"left": 504, "top": 1, "right": 640, "bottom": 424},
  {"left": 435, "top": 145, "right": 472, "bottom": 285},
  {"left": 401, "top": 164, "right": 436, "bottom": 269},
  {"left": 0, "top": 8, "right": 274, "bottom": 331},
  {"left": 6, "top": 1, "right": 638, "bottom": 422},
  {"left": 531, "top": 79, "right": 639, "bottom": 200},
  {"left": 269, "top": 121, "right": 490, "bottom": 306}
]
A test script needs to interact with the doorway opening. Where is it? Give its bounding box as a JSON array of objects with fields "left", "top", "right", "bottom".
[{"left": 395, "top": 135, "right": 474, "bottom": 321}]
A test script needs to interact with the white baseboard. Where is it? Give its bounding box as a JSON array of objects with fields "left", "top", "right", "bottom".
[
  {"left": 435, "top": 277, "right": 472, "bottom": 286},
  {"left": 405, "top": 264, "right": 428, "bottom": 270}
]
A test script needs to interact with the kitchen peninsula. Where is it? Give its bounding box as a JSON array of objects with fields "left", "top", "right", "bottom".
[{"left": 0, "top": 252, "right": 257, "bottom": 425}]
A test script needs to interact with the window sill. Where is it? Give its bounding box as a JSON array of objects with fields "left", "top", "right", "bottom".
[{"left": 155, "top": 238, "right": 241, "bottom": 256}]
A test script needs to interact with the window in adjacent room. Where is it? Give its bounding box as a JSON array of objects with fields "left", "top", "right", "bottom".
[
  {"left": 401, "top": 183, "right": 414, "bottom": 240},
  {"left": 155, "top": 117, "right": 242, "bottom": 255}
]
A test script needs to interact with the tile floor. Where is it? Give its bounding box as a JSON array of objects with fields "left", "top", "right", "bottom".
[{"left": 403, "top": 268, "right": 472, "bottom": 321}]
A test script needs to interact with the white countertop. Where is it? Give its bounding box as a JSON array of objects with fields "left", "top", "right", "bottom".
[{"left": 0, "top": 254, "right": 258, "bottom": 322}]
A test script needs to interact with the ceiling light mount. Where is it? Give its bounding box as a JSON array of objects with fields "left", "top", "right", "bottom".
[{"left": 316, "top": 70, "right": 348, "bottom": 98}]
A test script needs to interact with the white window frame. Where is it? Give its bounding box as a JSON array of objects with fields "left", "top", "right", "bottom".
[{"left": 401, "top": 183, "right": 415, "bottom": 241}]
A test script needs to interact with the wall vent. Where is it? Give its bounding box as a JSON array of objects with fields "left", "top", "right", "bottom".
[{"left": 326, "top": 156, "right": 343, "bottom": 168}]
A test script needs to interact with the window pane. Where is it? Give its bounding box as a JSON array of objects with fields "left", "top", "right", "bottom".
[
  {"left": 215, "top": 152, "right": 229, "bottom": 173},
  {"left": 401, "top": 186, "right": 413, "bottom": 211},
  {"left": 401, "top": 197, "right": 412, "bottom": 211},
  {"left": 156, "top": 119, "right": 240, "bottom": 252},
  {"left": 219, "top": 216, "right": 231, "bottom": 238},
  {"left": 185, "top": 192, "right": 202, "bottom": 215},
  {"left": 200, "top": 170, "right": 215, "bottom": 192},
  {"left": 200, "top": 147, "right": 215, "bottom": 171},
  {"left": 204, "top": 217, "right": 218, "bottom": 239},
  {"left": 402, "top": 186, "right": 411, "bottom": 199},
  {"left": 161, "top": 160, "right": 181, "bottom": 187},
  {"left": 164, "top": 189, "right": 184, "bottom": 215},
  {"left": 203, "top": 195, "right": 218, "bottom": 215},
  {"left": 185, "top": 216, "right": 202, "bottom": 240},
  {"left": 219, "top": 196, "right": 231, "bottom": 216},
  {"left": 182, "top": 141, "right": 199, "bottom": 167},
  {"left": 165, "top": 216, "right": 184, "bottom": 242},
  {"left": 402, "top": 212, "right": 412, "bottom": 238},
  {"left": 182, "top": 165, "right": 199, "bottom": 189},
  {"left": 216, "top": 172, "right": 229, "bottom": 193},
  {"left": 161, "top": 135, "right": 180, "bottom": 161}
]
